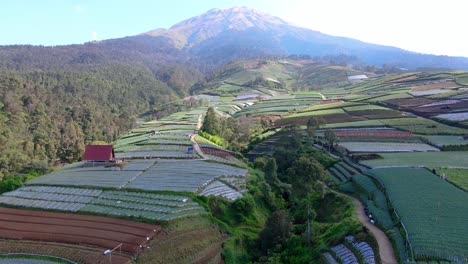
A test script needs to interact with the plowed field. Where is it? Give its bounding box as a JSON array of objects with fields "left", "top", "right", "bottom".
[{"left": 0, "top": 208, "right": 160, "bottom": 254}]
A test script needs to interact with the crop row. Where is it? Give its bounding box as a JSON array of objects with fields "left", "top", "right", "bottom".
[
  {"left": 27, "top": 170, "right": 140, "bottom": 188},
  {"left": 345, "top": 235, "right": 375, "bottom": 264},
  {"left": 361, "top": 151, "right": 468, "bottom": 168},
  {"left": 126, "top": 160, "right": 247, "bottom": 192},
  {"left": 199, "top": 180, "right": 243, "bottom": 200},
  {"left": 368, "top": 167, "right": 468, "bottom": 261},
  {"left": 20, "top": 186, "right": 102, "bottom": 197},
  {"left": 27, "top": 159, "right": 247, "bottom": 193},
  {"left": 337, "top": 142, "right": 439, "bottom": 153},
  {"left": 115, "top": 151, "right": 197, "bottom": 159},
  {"left": 0, "top": 187, "right": 204, "bottom": 221}
]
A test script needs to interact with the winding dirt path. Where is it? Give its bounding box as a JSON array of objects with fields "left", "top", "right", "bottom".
[
  {"left": 190, "top": 114, "right": 209, "bottom": 160},
  {"left": 330, "top": 188, "right": 398, "bottom": 264}
]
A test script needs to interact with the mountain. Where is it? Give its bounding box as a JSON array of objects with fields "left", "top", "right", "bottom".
[
  {"left": 1, "top": 7, "right": 468, "bottom": 71},
  {"left": 142, "top": 7, "right": 468, "bottom": 70}
]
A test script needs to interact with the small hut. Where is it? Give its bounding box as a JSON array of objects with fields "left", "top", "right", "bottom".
[{"left": 83, "top": 145, "right": 115, "bottom": 162}]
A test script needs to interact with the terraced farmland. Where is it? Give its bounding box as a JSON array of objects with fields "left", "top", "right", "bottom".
[
  {"left": 126, "top": 160, "right": 247, "bottom": 192},
  {"left": 368, "top": 168, "right": 468, "bottom": 262},
  {"left": 233, "top": 97, "right": 322, "bottom": 117},
  {"left": 0, "top": 186, "right": 205, "bottom": 221},
  {"left": 26, "top": 168, "right": 142, "bottom": 188},
  {"left": 26, "top": 160, "right": 154, "bottom": 188},
  {"left": 327, "top": 160, "right": 361, "bottom": 183},
  {"left": 338, "top": 142, "right": 439, "bottom": 152},
  {"left": 420, "top": 135, "right": 468, "bottom": 147},
  {"left": 361, "top": 151, "right": 468, "bottom": 168},
  {"left": 0, "top": 207, "right": 160, "bottom": 255},
  {"left": 113, "top": 108, "right": 203, "bottom": 159},
  {"left": 200, "top": 180, "right": 243, "bottom": 200}
]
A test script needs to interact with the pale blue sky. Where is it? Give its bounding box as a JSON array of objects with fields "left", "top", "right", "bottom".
[{"left": 1, "top": 0, "right": 467, "bottom": 57}]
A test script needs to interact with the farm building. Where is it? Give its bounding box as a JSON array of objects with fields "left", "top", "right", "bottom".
[
  {"left": 83, "top": 145, "right": 115, "bottom": 162},
  {"left": 347, "top": 74, "right": 368, "bottom": 82}
]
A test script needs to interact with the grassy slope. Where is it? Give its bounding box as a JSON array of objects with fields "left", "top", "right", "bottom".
[{"left": 138, "top": 215, "right": 225, "bottom": 264}]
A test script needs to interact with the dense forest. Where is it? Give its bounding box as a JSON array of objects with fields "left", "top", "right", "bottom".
[{"left": 0, "top": 63, "right": 193, "bottom": 178}]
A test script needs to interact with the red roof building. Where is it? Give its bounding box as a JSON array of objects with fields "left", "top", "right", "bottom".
[{"left": 83, "top": 145, "right": 115, "bottom": 161}]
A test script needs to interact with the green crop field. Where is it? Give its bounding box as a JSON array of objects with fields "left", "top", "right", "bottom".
[
  {"left": 298, "top": 101, "right": 361, "bottom": 112},
  {"left": 421, "top": 135, "right": 468, "bottom": 147},
  {"left": 381, "top": 117, "right": 468, "bottom": 135},
  {"left": 321, "top": 120, "right": 385, "bottom": 128},
  {"left": 343, "top": 104, "right": 389, "bottom": 111},
  {"left": 368, "top": 168, "right": 468, "bottom": 262},
  {"left": 361, "top": 151, "right": 468, "bottom": 168},
  {"left": 287, "top": 108, "right": 345, "bottom": 118},
  {"left": 433, "top": 168, "right": 468, "bottom": 191}
]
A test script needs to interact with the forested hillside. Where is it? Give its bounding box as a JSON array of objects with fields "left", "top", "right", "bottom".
[{"left": 0, "top": 64, "right": 180, "bottom": 178}]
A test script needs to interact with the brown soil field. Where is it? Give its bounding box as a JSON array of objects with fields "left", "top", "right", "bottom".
[
  {"left": 275, "top": 113, "right": 365, "bottom": 127},
  {"left": 411, "top": 81, "right": 459, "bottom": 91},
  {"left": 414, "top": 101, "right": 468, "bottom": 114},
  {"left": 0, "top": 239, "right": 132, "bottom": 264},
  {"left": 200, "top": 147, "right": 235, "bottom": 158},
  {"left": 385, "top": 98, "right": 468, "bottom": 116},
  {"left": 0, "top": 208, "right": 160, "bottom": 254},
  {"left": 385, "top": 98, "right": 434, "bottom": 108}
]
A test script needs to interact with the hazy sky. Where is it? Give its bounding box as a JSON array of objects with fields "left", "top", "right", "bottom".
[{"left": 1, "top": 0, "right": 467, "bottom": 57}]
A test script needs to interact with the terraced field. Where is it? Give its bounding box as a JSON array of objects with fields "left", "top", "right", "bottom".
[
  {"left": 361, "top": 151, "right": 468, "bottom": 168},
  {"left": 0, "top": 208, "right": 160, "bottom": 254},
  {"left": 26, "top": 158, "right": 246, "bottom": 194},
  {"left": 126, "top": 160, "right": 247, "bottom": 192},
  {"left": 368, "top": 168, "right": 468, "bottom": 262},
  {"left": 338, "top": 142, "right": 439, "bottom": 152},
  {"left": 0, "top": 186, "right": 204, "bottom": 221},
  {"left": 421, "top": 135, "right": 468, "bottom": 147},
  {"left": 113, "top": 108, "right": 204, "bottom": 159},
  {"left": 0, "top": 241, "right": 131, "bottom": 264}
]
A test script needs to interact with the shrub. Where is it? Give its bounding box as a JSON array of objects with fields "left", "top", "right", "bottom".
[{"left": 0, "top": 177, "right": 23, "bottom": 194}]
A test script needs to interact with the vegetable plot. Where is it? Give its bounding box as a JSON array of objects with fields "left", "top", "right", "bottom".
[
  {"left": 0, "top": 186, "right": 205, "bottom": 221},
  {"left": 368, "top": 168, "right": 468, "bottom": 262}
]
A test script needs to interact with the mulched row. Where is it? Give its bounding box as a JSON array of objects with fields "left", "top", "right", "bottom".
[{"left": 0, "top": 208, "right": 160, "bottom": 254}]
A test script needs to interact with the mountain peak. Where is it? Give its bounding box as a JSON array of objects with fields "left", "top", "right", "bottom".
[{"left": 144, "top": 6, "right": 290, "bottom": 48}]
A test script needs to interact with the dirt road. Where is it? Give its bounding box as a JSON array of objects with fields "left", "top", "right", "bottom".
[
  {"left": 190, "top": 114, "right": 209, "bottom": 160},
  {"left": 334, "top": 190, "right": 398, "bottom": 264}
]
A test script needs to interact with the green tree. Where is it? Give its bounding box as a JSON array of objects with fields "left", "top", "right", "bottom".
[
  {"left": 324, "top": 129, "right": 337, "bottom": 152},
  {"left": 306, "top": 117, "right": 323, "bottom": 138},
  {"left": 287, "top": 157, "right": 326, "bottom": 198},
  {"left": 264, "top": 158, "right": 279, "bottom": 186},
  {"left": 0, "top": 177, "right": 23, "bottom": 194},
  {"left": 259, "top": 210, "right": 293, "bottom": 254},
  {"left": 201, "top": 106, "right": 221, "bottom": 136}
]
